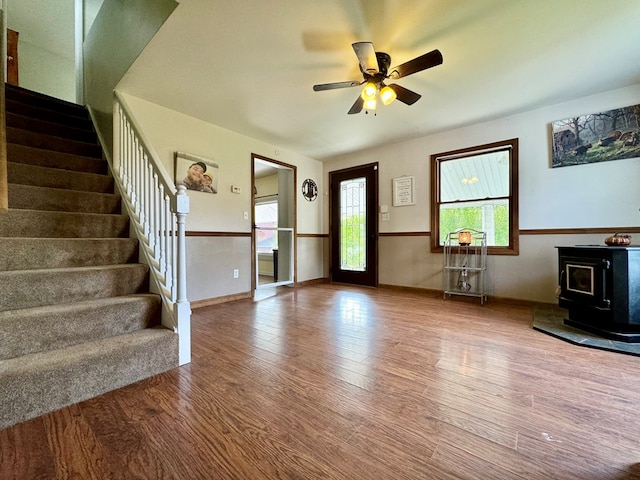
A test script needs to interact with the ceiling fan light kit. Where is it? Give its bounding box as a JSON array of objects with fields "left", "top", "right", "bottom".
[
  {"left": 313, "top": 41, "right": 443, "bottom": 115},
  {"left": 363, "top": 98, "right": 377, "bottom": 111},
  {"left": 380, "top": 84, "right": 397, "bottom": 105},
  {"left": 361, "top": 82, "right": 378, "bottom": 101}
]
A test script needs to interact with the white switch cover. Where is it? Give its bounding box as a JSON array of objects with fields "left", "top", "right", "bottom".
[
  {"left": 380, "top": 204, "right": 388, "bottom": 213},
  {"left": 243, "top": 211, "right": 249, "bottom": 220},
  {"left": 381, "top": 213, "right": 390, "bottom": 221}
]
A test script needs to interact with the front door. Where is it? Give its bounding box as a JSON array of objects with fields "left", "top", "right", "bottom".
[{"left": 330, "top": 163, "right": 378, "bottom": 287}]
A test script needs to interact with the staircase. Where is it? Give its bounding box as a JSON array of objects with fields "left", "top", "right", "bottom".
[{"left": 0, "top": 84, "right": 179, "bottom": 430}]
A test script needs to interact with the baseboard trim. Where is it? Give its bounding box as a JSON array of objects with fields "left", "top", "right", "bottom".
[
  {"left": 191, "top": 279, "right": 329, "bottom": 308},
  {"left": 378, "top": 283, "right": 555, "bottom": 308},
  {"left": 296, "top": 277, "right": 329, "bottom": 287},
  {"left": 191, "top": 291, "right": 252, "bottom": 309},
  {"left": 191, "top": 281, "right": 555, "bottom": 310}
]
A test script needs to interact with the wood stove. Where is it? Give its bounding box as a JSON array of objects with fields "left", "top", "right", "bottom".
[{"left": 557, "top": 246, "right": 640, "bottom": 342}]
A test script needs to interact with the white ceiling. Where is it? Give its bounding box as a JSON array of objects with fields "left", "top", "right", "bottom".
[
  {"left": 12, "top": 0, "right": 640, "bottom": 162},
  {"left": 117, "top": 0, "right": 640, "bottom": 161}
]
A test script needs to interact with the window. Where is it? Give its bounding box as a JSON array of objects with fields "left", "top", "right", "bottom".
[
  {"left": 431, "top": 138, "right": 519, "bottom": 255},
  {"left": 255, "top": 201, "right": 278, "bottom": 254}
]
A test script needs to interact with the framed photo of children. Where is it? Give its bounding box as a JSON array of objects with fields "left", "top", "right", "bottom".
[{"left": 174, "top": 151, "right": 219, "bottom": 194}]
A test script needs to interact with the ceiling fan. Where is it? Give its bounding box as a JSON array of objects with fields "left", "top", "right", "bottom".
[{"left": 313, "top": 42, "right": 443, "bottom": 114}]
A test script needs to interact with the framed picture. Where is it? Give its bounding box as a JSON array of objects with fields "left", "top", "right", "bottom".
[
  {"left": 392, "top": 176, "right": 415, "bottom": 206},
  {"left": 174, "top": 151, "right": 219, "bottom": 194},
  {"left": 551, "top": 103, "right": 640, "bottom": 168}
]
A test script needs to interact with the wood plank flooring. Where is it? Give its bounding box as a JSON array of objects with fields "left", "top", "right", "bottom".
[{"left": 2, "top": 283, "right": 640, "bottom": 479}]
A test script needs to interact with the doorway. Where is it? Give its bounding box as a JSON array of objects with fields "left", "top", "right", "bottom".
[
  {"left": 7, "top": 29, "right": 19, "bottom": 86},
  {"left": 329, "top": 163, "right": 378, "bottom": 287},
  {"left": 252, "top": 154, "right": 296, "bottom": 290}
]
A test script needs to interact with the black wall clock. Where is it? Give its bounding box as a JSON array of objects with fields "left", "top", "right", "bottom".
[{"left": 302, "top": 178, "right": 318, "bottom": 202}]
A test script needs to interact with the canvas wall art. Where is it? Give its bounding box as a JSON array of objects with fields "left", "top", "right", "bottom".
[
  {"left": 174, "top": 151, "right": 219, "bottom": 194},
  {"left": 551, "top": 104, "right": 640, "bottom": 168}
]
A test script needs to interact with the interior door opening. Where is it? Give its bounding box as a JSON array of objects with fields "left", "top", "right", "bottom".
[{"left": 252, "top": 154, "right": 296, "bottom": 290}]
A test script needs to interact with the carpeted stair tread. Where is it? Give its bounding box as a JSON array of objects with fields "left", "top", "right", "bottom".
[
  {"left": 8, "top": 161, "right": 113, "bottom": 193},
  {"left": 5, "top": 98, "right": 94, "bottom": 131},
  {"left": 0, "top": 237, "right": 139, "bottom": 271},
  {"left": 8, "top": 127, "right": 102, "bottom": 158},
  {"left": 0, "top": 209, "right": 129, "bottom": 238},
  {"left": 0, "top": 264, "right": 150, "bottom": 312},
  {"left": 9, "top": 184, "right": 121, "bottom": 214},
  {"left": 0, "top": 294, "right": 162, "bottom": 360},
  {"left": 5, "top": 83, "right": 89, "bottom": 119},
  {"left": 0, "top": 327, "right": 178, "bottom": 430},
  {"left": 7, "top": 112, "right": 97, "bottom": 144},
  {"left": 7, "top": 143, "right": 108, "bottom": 174},
  {"left": 0, "top": 84, "right": 180, "bottom": 430}
]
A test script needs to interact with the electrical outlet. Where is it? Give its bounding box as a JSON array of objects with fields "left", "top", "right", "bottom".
[
  {"left": 233, "top": 269, "right": 239, "bottom": 278},
  {"left": 243, "top": 211, "right": 249, "bottom": 220}
]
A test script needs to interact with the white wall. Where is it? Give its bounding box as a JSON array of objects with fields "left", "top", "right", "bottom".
[
  {"left": 324, "top": 84, "right": 640, "bottom": 303},
  {"left": 118, "top": 93, "right": 325, "bottom": 302}
]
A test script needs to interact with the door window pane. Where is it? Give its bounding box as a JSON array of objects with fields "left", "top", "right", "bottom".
[{"left": 340, "top": 177, "right": 366, "bottom": 271}]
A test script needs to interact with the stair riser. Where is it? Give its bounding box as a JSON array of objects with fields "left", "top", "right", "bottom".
[
  {"left": 0, "top": 295, "right": 161, "bottom": 360},
  {"left": 7, "top": 112, "right": 97, "bottom": 144},
  {"left": 7, "top": 144, "right": 108, "bottom": 175},
  {"left": 0, "top": 265, "right": 151, "bottom": 311},
  {"left": 0, "top": 329, "right": 178, "bottom": 430},
  {"left": 0, "top": 238, "right": 139, "bottom": 271},
  {"left": 5, "top": 84, "right": 89, "bottom": 119},
  {"left": 0, "top": 85, "right": 180, "bottom": 431},
  {"left": 9, "top": 184, "right": 121, "bottom": 214},
  {"left": 0, "top": 210, "right": 129, "bottom": 238},
  {"left": 8, "top": 162, "right": 114, "bottom": 193},
  {"left": 5, "top": 99, "right": 93, "bottom": 131},
  {"left": 8, "top": 128, "right": 102, "bottom": 158}
]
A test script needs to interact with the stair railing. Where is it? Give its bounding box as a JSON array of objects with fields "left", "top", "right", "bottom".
[{"left": 95, "top": 91, "right": 191, "bottom": 365}]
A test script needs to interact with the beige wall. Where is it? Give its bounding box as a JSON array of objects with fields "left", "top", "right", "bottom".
[
  {"left": 324, "top": 84, "right": 640, "bottom": 303},
  {"left": 118, "top": 93, "right": 325, "bottom": 302},
  {"left": 186, "top": 236, "right": 252, "bottom": 301}
]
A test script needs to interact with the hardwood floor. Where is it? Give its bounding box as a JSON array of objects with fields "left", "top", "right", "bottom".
[{"left": 2, "top": 283, "right": 640, "bottom": 479}]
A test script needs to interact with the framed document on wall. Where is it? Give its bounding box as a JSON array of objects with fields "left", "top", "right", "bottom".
[{"left": 392, "top": 176, "right": 415, "bottom": 206}]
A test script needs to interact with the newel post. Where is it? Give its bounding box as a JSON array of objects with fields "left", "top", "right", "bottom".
[{"left": 173, "top": 185, "right": 191, "bottom": 365}]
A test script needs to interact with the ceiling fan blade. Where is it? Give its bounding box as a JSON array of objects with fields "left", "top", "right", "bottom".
[
  {"left": 388, "top": 49, "right": 443, "bottom": 79},
  {"left": 348, "top": 96, "right": 364, "bottom": 114},
  {"left": 388, "top": 84, "right": 422, "bottom": 105},
  {"left": 352, "top": 41, "right": 378, "bottom": 75},
  {"left": 313, "top": 80, "right": 362, "bottom": 91}
]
